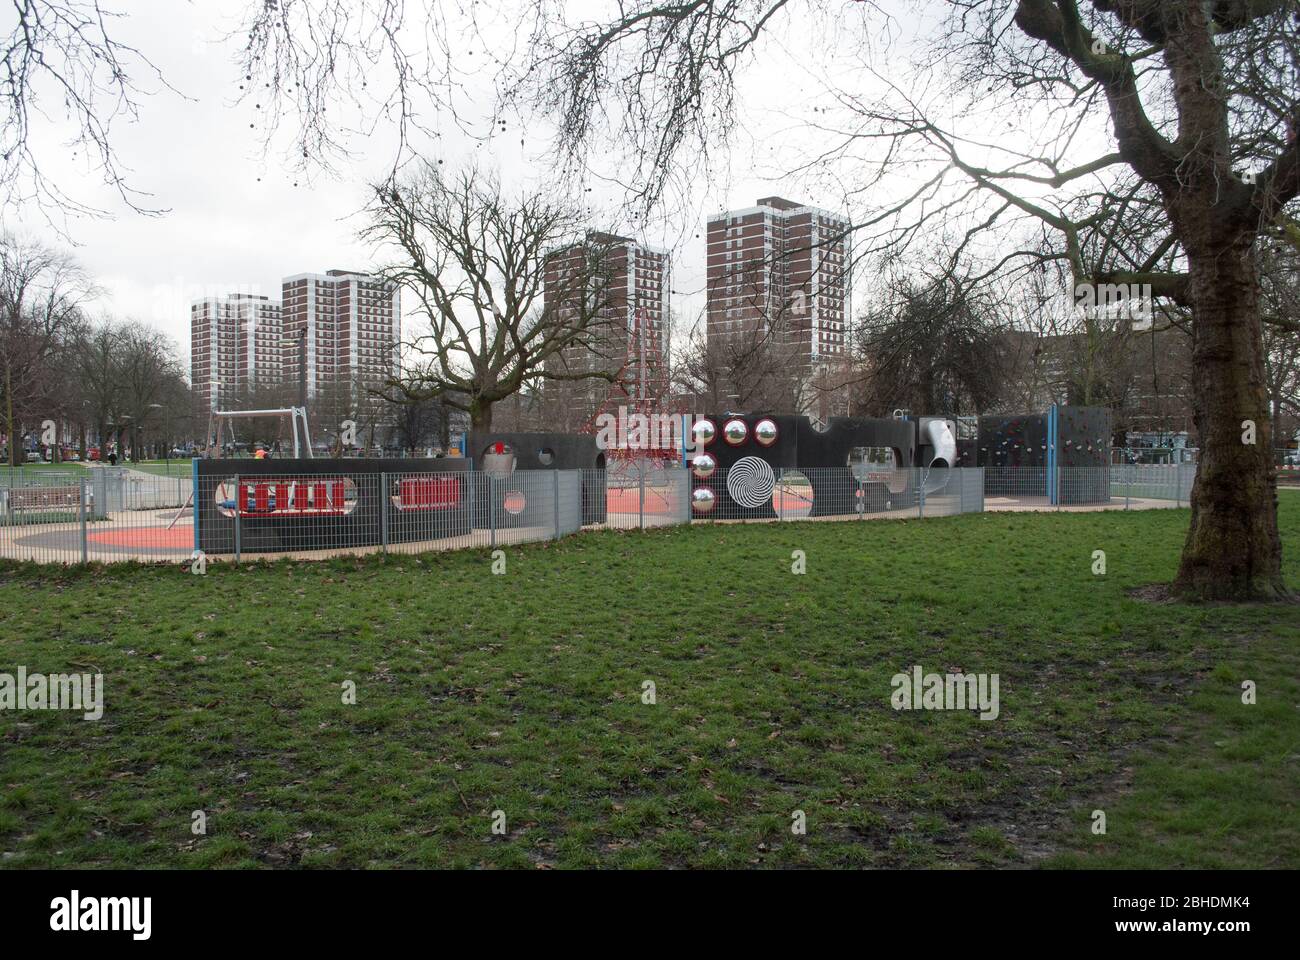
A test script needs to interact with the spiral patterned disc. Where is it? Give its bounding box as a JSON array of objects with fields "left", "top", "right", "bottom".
[{"left": 726, "top": 456, "right": 776, "bottom": 509}]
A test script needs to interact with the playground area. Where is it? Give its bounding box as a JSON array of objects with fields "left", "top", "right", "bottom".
[{"left": 0, "top": 461, "right": 1198, "bottom": 565}]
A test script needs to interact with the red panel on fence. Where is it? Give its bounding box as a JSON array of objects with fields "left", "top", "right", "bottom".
[
  {"left": 235, "top": 478, "right": 351, "bottom": 518},
  {"left": 396, "top": 476, "right": 461, "bottom": 511}
]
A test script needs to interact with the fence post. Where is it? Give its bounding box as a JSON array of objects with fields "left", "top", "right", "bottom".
[
  {"left": 639, "top": 463, "right": 646, "bottom": 531},
  {"left": 466, "top": 461, "right": 476, "bottom": 541},
  {"left": 918, "top": 469, "right": 925, "bottom": 518},
  {"left": 553, "top": 470, "right": 560, "bottom": 540},
  {"left": 380, "top": 473, "right": 389, "bottom": 554},
  {"left": 233, "top": 473, "right": 241, "bottom": 564},
  {"left": 489, "top": 475, "right": 496, "bottom": 551},
  {"left": 1125, "top": 463, "right": 1131, "bottom": 510},
  {"left": 79, "top": 475, "right": 88, "bottom": 564}
]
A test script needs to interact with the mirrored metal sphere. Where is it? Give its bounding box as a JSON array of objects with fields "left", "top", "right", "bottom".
[
  {"left": 691, "top": 486, "right": 716, "bottom": 513},
  {"left": 691, "top": 452, "right": 716, "bottom": 479},
  {"left": 754, "top": 418, "right": 778, "bottom": 446},
  {"left": 723, "top": 418, "right": 748, "bottom": 446},
  {"left": 692, "top": 418, "right": 716, "bottom": 446}
]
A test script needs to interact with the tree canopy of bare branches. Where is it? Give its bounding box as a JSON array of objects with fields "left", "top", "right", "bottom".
[
  {"left": 363, "top": 165, "right": 624, "bottom": 432},
  {"left": 853, "top": 271, "right": 1009, "bottom": 417},
  {"left": 2, "top": 1, "right": 477, "bottom": 229},
  {"left": 0, "top": 233, "right": 95, "bottom": 464},
  {"left": 1, "top": 1, "right": 175, "bottom": 228}
]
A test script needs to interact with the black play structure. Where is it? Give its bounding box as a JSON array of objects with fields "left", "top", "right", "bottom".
[
  {"left": 194, "top": 457, "right": 472, "bottom": 554},
  {"left": 687, "top": 414, "right": 923, "bottom": 519},
  {"left": 976, "top": 405, "right": 1111, "bottom": 504},
  {"left": 466, "top": 431, "right": 608, "bottom": 525},
  {"left": 469, "top": 414, "right": 965, "bottom": 521}
]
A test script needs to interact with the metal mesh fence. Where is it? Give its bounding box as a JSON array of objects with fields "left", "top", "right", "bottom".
[
  {"left": 685, "top": 467, "right": 985, "bottom": 522},
  {"left": 982, "top": 466, "right": 1051, "bottom": 508},
  {"left": 1110, "top": 463, "right": 1197, "bottom": 505},
  {"left": 0, "top": 469, "right": 193, "bottom": 565},
  {"left": 0, "top": 461, "right": 1205, "bottom": 566}
]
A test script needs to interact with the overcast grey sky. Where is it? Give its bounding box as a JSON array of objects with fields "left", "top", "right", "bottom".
[{"left": 4, "top": 1, "right": 1093, "bottom": 368}]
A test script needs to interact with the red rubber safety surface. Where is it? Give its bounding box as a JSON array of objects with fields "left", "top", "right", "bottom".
[{"left": 87, "top": 526, "right": 194, "bottom": 548}]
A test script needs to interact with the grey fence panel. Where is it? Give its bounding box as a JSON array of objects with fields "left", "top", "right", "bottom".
[
  {"left": 555, "top": 470, "right": 584, "bottom": 537},
  {"left": 690, "top": 465, "right": 928, "bottom": 523},
  {"left": 0, "top": 469, "right": 200, "bottom": 564},
  {"left": 917, "top": 467, "right": 969, "bottom": 517},
  {"left": 641, "top": 466, "right": 690, "bottom": 528},
  {"left": 982, "top": 465, "right": 1049, "bottom": 506},
  {"left": 0, "top": 471, "right": 91, "bottom": 564},
  {"left": 1056, "top": 467, "right": 1112, "bottom": 508},
  {"left": 491, "top": 469, "right": 560, "bottom": 546},
  {"left": 960, "top": 468, "right": 985, "bottom": 513},
  {"left": 602, "top": 465, "right": 646, "bottom": 530},
  {"left": 385, "top": 470, "right": 480, "bottom": 554},
  {"left": 1109, "top": 463, "right": 1198, "bottom": 503}
]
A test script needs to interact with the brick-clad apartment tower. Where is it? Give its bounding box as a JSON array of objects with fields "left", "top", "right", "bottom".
[
  {"left": 543, "top": 231, "right": 671, "bottom": 429},
  {"left": 280, "top": 269, "right": 401, "bottom": 403},
  {"left": 705, "top": 196, "right": 850, "bottom": 378},
  {"left": 190, "top": 293, "right": 283, "bottom": 414}
]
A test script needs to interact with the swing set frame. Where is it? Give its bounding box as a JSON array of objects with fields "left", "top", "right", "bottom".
[{"left": 208, "top": 407, "right": 314, "bottom": 459}]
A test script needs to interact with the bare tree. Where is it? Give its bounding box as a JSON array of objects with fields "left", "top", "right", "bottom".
[
  {"left": 853, "top": 270, "right": 1009, "bottom": 418},
  {"left": 233, "top": 0, "right": 479, "bottom": 182},
  {"left": 68, "top": 317, "right": 122, "bottom": 457},
  {"left": 0, "top": 234, "right": 95, "bottom": 464},
  {"left": 114, "top": 321, "right": 183, "bottom": 461},
  {"left": 1, "top": 1, "right": 475, "bottom": 228},
  {"left": 674, "top": 313, "right": 807, "bottom": 413},
  {"left": 362, "top": 165, "right": 623, "bottom": 432},
  {"left": 389, "top": 392, "right": 450, "bottom": 455},
  {"left": 523, "top": 0, "right": 1300, "bottom": 601},
  {"left": 1, "top": 1, "right": 176, "bottom": 229},
  {"left": 1260, "top": 236, "right": 1300, "bottom": 451}
]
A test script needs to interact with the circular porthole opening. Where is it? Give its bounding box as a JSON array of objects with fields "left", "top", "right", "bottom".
[
  {"left": 483, "top": 441, "right": 516, "bottom": 479},
  {"left": 772, "top": 470, "right": 813, "bottom": 519},
  {"left": 537, "top": 447, "right": 555, "bottom": 466}
]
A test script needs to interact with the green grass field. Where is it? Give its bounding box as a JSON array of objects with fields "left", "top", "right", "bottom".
[
  {"left": 0, "top": 497, "right": 1296, "bottom": 869},
  {"left": 1, "top": 464, "right": 86, "bottom": 484},
  {"left": 92, "top": 460, "right": 192, "bottom": 478}
]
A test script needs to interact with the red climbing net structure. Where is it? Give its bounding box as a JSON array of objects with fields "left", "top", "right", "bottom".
[{"left": 581, "top": 306, "right": 683, "bottom": 466}]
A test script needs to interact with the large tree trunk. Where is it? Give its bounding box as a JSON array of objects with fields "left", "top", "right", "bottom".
[
  {"left": 470, "top": 401, "right": 493, "bottom": 434},
  {"left": 1174, "top": 243, "right": 1286, "bottom": 600}
]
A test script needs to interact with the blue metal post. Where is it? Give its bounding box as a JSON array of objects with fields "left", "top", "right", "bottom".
[{"left": 1047, "top": 404, "right": 1058, "bottom": 505}]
